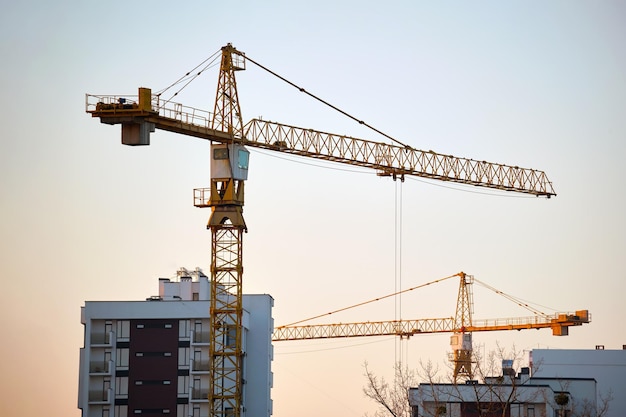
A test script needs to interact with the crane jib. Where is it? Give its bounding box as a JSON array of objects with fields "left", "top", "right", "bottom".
[{"left": 85, "top": 90, "right": 556, "bottom": 197}]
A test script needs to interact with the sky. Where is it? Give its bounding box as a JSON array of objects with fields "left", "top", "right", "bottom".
[{"left": 1, "top": 1, "right": 625, "bottom": 416}]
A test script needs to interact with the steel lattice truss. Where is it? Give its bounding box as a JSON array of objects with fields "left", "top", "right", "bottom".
[
  {"left": 209, "top": 226, "right": 244, "bottom": 417},
  {"left": 272, "top": 313, "right": 589, "bottom": 341},
  {"left": 244, "top": 119, "right": 555, "bottom": 196}
]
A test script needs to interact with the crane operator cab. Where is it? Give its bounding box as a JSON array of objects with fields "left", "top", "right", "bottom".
[
  {"left": 206, "top": 143, "right": 249, "bottom": 230},
  {"left": 211, "top": 143, "right": 249, "bottom": 181}
]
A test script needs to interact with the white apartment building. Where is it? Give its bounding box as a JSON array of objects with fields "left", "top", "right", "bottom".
[
  {"left": 531, "top": 347, "right": 626, "bottom": 417},
  {"left": 78, "top": 268, "right": 274, "bottom": 417},
  {"left": 410, "top": 347, "right": 626, "bottom": 417},
  {"left": 410, "top": 372, "right": 597, "bottom": 417}
]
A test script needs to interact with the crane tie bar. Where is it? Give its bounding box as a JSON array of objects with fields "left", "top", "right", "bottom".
[
  {"left": 243, "top": 54, "right": 412, "bottom": 150},
  {"left": 278, "top": 272, "right": 461, "bottom": 328}
]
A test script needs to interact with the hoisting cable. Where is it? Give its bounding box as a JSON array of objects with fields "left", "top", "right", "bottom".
[
  {"left": 394, "top": 180, "right": 403, "bottom": 366},
  {"left": 473, "top": 277, "right": 552, "bottom": 318},
  {"left": 156, "top": 49, "right": 222, "bottom": 105},
  {"left": 243, "top": 54, "right": 413, "bottom": 150},
  {"left": 278, "top": 272, "right": 461, "bottom": 328}
]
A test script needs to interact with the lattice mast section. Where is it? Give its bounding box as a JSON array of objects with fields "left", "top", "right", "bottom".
[
  {"left": 206, "top": 43, "right": 247, "bottom": 417},
  {"left": 212, "top": 43, "right": 245, "bottom": 138},
  {"left": 451, "top": 272, "right": 474, "bottom": 381},
  {"left": 209, "top": 227, "right": 244, "bottom": 417}
]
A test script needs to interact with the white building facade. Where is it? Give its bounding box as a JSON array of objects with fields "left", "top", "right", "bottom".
[
  {"left": 410, "top": 374, "right": 597, "bottom": 417},
  {"left": 410, "top": 347, "right": 626, "bottom": 417},
  {"left": 531, "top": 347, "right": 626, "bottom": 417},
  {"left": 78, "top": 268, "right": 274, "bottom": 417}
]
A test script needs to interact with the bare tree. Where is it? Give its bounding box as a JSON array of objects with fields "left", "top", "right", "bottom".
[
  {"left": 380, "top": 344, "right": 546, "bottom": 417},
  {"left": 365, "top": 344, "right": 612, "bottom": 417},
  {"left": 550, "top": 380, "right": 614, "bottom": 417},
  {"left": 362, "top": 361, "right": 418, "bottom": 417}
]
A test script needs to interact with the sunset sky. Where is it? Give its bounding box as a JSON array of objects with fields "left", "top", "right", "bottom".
[{"left": 1, "top": 1, "right": 625, "bottom": 416}]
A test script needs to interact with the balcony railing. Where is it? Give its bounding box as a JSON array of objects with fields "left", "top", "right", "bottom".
[
  {"left": 89, "top": 360, "right": 112, "bottom": 374},
  {"left": 191, "top": 331, "right": 211, "bottom": 344},
  {"left": 191, "top": 359, "right": 210, "bottom": 372},
  {"left": 90, "top": 331, "right": 113, "bottom": 345},
  {"left": 191, "top": 388, "right": 209, "bottom": 401},
  {"left": 88, "top": 388, "right": 111, "bottom": 403}
]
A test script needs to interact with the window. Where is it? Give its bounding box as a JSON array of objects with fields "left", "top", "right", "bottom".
[
  {"left": 179, "top": 320, "right": 190, "bottom": 339},
  {"left": 116, "top": 348, "right": 129, "bottom": 368},
  {"left": 103, "top": 378, "right": 111, "bottom": 402},
  {"left": 115, "top": 377, "right": 128, "bottom": 397},
  {"left": 226, "top": 326, "right": 237, "bottom": 348},
  {"left": 193, "top": 378, "right": 201, "bottom": 396},
  {"left": 178, "top": 347, "right": 190, "bottom": 367},
  {"left": 176, "top": 404, "right": 188, "bottom": 417},
  {"left": 105, "top": 321, "right": 113, "bottom": 344},
  {"left": 238, "top": 149, "right": 249, "bottom": 169},
  {"left": 193, "top": 320, "right": 203, "bottom": 343},
  {"left": 214, "top": 147, "right": 228, "bottom": 160},
  {"left": 114, "top": 405, "right": 128, "bottom": 417},
  {"left": 117, "top": 321, "right": 130, "bottom": 340},
  {"left": 178, "top": 376, "right": 189, "bottom": 395}
]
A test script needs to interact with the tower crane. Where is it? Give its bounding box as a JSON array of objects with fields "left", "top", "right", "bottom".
[
  {"left": 271, "top": 272, "right": 590, "bottom": 380},
  {"left": 86, "top": 44, "right": 557, "bottom": 417}
]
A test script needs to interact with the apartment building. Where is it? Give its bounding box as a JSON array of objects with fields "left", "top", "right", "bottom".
[
  {"left": 409, "top": 346, "right": 626, "bottom": 417},
  {"left": 531, "top": 347, "right": 626, "bottom": 417},
  {"left": 410, "top": 371, "right": 597, "bottom": 417},
  {"left": 78, "top": 268, "right": 274, "bottom": 417}
]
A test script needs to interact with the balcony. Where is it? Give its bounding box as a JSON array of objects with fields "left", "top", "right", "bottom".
[
  {"left": 191, "top": 388, "right": 209, "bottom": 402},
  {"left": 88, "top": 388, "right": 112, "bottom": 404},
  {"left": 90, "top": 331, "right": 113, "bottom": 346},
  {"left": 89, "top": 360, "right": 112, "bottom": 375},
  {"left": 191, "top": 359, "right": 210, "bottom": 373},
  {"left": 191, "top": 331, "right": 211, "bottom": 345}
]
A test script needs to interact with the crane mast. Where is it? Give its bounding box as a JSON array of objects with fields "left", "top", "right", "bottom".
[
  {"left": 203, "top": 44, "right": 247, "bottom": 417},
  {"left": 451, "top": 272, "right": 474, "bottom": 380},
  {"left": 85, "top": 44, "right": 562, "bottom": 415}
]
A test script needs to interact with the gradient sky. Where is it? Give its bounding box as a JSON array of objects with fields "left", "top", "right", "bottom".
[{"left": 1, "top": 2, "right": 625, "bottom": 416}]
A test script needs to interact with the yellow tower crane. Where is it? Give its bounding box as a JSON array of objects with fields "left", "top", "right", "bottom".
[
  {"left": 86, "top": 44, "right": 558, "bottom": 417},
  {"left": 271, "top": 272, "right": 590, "bottom": 381}
]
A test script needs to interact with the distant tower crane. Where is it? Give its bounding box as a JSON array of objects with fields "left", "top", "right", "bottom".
[
  {"left": 271, "top": 272, "right": 590, "bottom": 381},
  {"left": 87, "top": 44, "right": 558, "bottom": 417}
]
